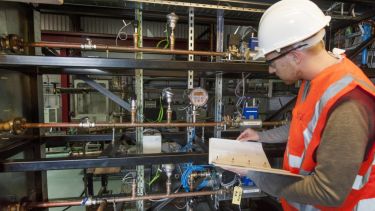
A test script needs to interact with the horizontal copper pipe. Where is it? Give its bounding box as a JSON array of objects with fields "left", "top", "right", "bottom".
[
  {"left": 26, "top": 200, "right": 82, "bottom": 207},
  {"left": 0, "top": 121, "right": 11, "bottom": 131},
  {"left": 30, "top": 42, "right": 227, "bottom": 56},
  {"left": 23, "top": 122, "right": 225, "bottom": 129},
  {"left": 22, "top": 121, "right": 286, "bottom": 129},
  {"left": 262, "top": 121, "right": 286, "bottom": 127},
  {"left": 25, "top": 190, "right": 222, "bottom": 208}
]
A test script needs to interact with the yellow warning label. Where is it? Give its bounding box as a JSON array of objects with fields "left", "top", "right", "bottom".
[{"left": 232, "top": 186, "right": 243, "bottom": 205}]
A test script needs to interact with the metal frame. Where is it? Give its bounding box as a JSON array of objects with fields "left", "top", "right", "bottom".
[
  {"left": 0, "top": 153, "right": 208, "bottom": 172},
  {"left": 187, "top": 7, "right": 195, "bottom": 156},
  {"left": 78, "top": 75, "right": 133, "bottom": 113},
  {"left": 214, "top": 10, "right": 224, "bottom": 138},
  {"left": 0, "top": 55, "right": 269, "bottom": 73},
  {"left": 0, "top": 55, "right": 268, "bottom": 72},
  {"left": 123, "top": 0, "right": 265, "bottom": 13},
  {"left": 135, "top": 7, "right": 144, "bottom": 211}
]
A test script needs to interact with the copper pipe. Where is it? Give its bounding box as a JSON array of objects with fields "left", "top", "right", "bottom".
[
  {"left": 22, "top": 121, "right": 286, "bottom": 129},
  {"left": 29, "top": 42, "right": 226, "bottom": 56},
  {"left": 166, "top": 179, "right": 172, "bottom": 195},
  {"left": 189, "top": 171, "right": 211, "bottom": 192},
  {"left": 131, "top": 179, "right": 137, "bottom": 198},
  {"left": 167, "top": 109, "right": 172, "bottom": 124},
  {"left": 25, "top": 200, "right": 82, "bottom": 207},
  {"left": 131, "top": 111, "right": 136, "bottom": 124},
  {"left": 0, "top": 121, "right": 12, "bottom": 132},
  {"left": 97, "top": 200, "right": 107, "bottom": 211},
  {"left": 262, "top": 121, "right": 286, "bottom": 127},
  {"left": 131, "top": 99, "right": 137, "bottom": 124},
  {"left": 170, "top": 33, "right": 175, "bottom": 50},
  {"left": 25, "top": 190, "right": 223, "bottom": 208},
  {"left": 133, "top": 33, "right": 138, "bottom": 48},
  {"left": 23, "top": 122, "right": 225, "bottom": 129},
  {"left": 70, "top": 151, "right": 102, "bottom": 157}
]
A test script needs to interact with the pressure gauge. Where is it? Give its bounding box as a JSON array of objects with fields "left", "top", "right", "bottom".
[{"left": 189, "top": 88, "right": 208, "bottom": 107}]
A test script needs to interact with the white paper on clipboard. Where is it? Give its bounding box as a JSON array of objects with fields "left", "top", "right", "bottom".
[{"left": 209, "top": 138, "right": 303, "bottom": 178}]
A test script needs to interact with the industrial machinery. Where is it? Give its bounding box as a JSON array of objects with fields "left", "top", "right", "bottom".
[{"left": 0, "top": 0, "right": 374, "bottom": 211}]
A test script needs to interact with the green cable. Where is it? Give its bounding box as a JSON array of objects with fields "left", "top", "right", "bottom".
[
  {"left": 156, "top": 39, "right": 168, "bottom": 48},
  {"left": 158, "top": 97, "right": 164, "bottom": 122},
  {"left": 156, "top": 23, "right": 170, "bottom": 49},
  {"left": 148, "top": 169, "right": 162, "bottom": 187}
]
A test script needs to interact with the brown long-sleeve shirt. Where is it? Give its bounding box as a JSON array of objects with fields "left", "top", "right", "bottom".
[{"left": 254, "top": 87, "right": 374, "bottom": 207}]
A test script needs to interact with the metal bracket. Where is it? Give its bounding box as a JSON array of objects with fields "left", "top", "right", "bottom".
[
  {"left": 188, "top": 7, "right": 194, "bottom": 90},
  {"left": 77, "top": 75, "right": 135, "bottom": 114}
]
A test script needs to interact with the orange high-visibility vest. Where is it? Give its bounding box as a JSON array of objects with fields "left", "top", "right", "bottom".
[{"left": 281, "top": 57, "right": 375, "bottom": 211}]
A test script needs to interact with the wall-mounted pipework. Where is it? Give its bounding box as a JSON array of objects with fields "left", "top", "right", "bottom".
[
  {"left": 29, "top": 42, "right": 228, "bottom": 57},
  {"left": 167, "top": 12, "right": 179, "bottom": 50},
  {"left": 0, "top": 118, "right": 26, "bottom": 134},
  {"left": 0, "top": 117, "right": 287, "bottom": 134},
  {"left": 15, "top": 190, "right": 226, "bottom": 208},
  {"left": 162, "top": 88, "right": 174, "bottom": 123},
  {"left": 131, "top": 99, "right": 137, "bottom": 124},
  {"left": 0, "top": 34, "right": 24, "bottom": 54}
]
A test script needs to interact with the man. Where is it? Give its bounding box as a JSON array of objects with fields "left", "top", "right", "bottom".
[{"left": 235, "top": 0, "right": 375, "bottom": 210}]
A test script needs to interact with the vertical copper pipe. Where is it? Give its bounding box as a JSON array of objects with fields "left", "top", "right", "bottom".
[
  {"left": 131, "top": 179, "right": 137, "bottom": 198},
  {"left": 131, "top": 111, "right": 136, "bottom": 124},
  {"left": 166, "top": 179, "right": 171, "bottom": 195},
  {"left": 170, "top": 32, "right": 175, "bottom": 50},
  {"left": 96, "top": 200, "right": 107, "bottom": 211},
  {"left": 167, "top": 109, "right": 172, "bottom": 124},
  {"left": 133, "top": 33, "right": 138, "bottom": 48}
]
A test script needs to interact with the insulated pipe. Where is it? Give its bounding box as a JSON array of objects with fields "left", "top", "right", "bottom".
[
  {"left": 24, "top": 190, "right": 223, "bottom": 208},
  {"left": 29, "top": 42, "right": 227, "bottom": 56}
]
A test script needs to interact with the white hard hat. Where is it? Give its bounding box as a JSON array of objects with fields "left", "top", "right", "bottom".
[{"left": 254, "top": 0, "right": 331, "bottom": 60}]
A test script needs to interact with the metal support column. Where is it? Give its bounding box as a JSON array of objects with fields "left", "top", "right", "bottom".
[
  {"left": 33, "top": 10, "right": 42, "bottom": 56},
  {"left": 187, "top": 7, "right": 195, "bottom": 152},
  {"left": 214, "top": 10, "right": 224, "bottom": 138},
  {"left": 187, "top": 7, "right": 195, "bottom": 211},
  {"left": 188, "top": 7, "right": 195, "bottom": 90},
  {"left": 135, "top": 7, "right": 144, "bottom": 211},
  {"left": 31, "top": 9, "right": 48, "bottom": 205}
]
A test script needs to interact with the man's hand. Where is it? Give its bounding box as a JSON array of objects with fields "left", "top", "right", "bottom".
[{"left": 236, "top": 128, "right": 260, "bottom": 142}]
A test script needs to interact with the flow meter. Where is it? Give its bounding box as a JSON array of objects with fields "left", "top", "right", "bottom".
[{"left": 188, "top": 88, "right": 208, "bottom": 107}]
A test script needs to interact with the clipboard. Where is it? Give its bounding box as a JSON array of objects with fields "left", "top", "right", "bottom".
[{"left": 209, "top": 138, "right": 303, "bottom": 178}]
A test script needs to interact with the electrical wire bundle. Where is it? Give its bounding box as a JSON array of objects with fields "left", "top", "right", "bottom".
[
  {"left": 235, "top": 73, "right": 251, "bottom": 118},
  {"left": 146, "top": 97, "right": 164, "bottom": 123}
]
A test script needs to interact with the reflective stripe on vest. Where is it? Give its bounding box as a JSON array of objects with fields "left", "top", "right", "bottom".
[
  {"left": 354, "top": 198, "right": 375, "bottom": 211},
  {"left": 289, "top": 76, "right": 354, "bottom": 170},
  {"left": 289, "top": 153, "right": 304, "bottom": 168},
  {"left": 290, "top": 202, "right": 320, "bottom": 211},
  {"left": 353, "top": 156, "right": 375, "bottom": 190},
  {"left": 302, "top": 75, "right": 353, "bottom": 148}
]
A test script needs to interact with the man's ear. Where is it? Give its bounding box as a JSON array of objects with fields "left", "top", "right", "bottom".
[{"left": 290, "top": 51, "right": 303, "bottom": 64}]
